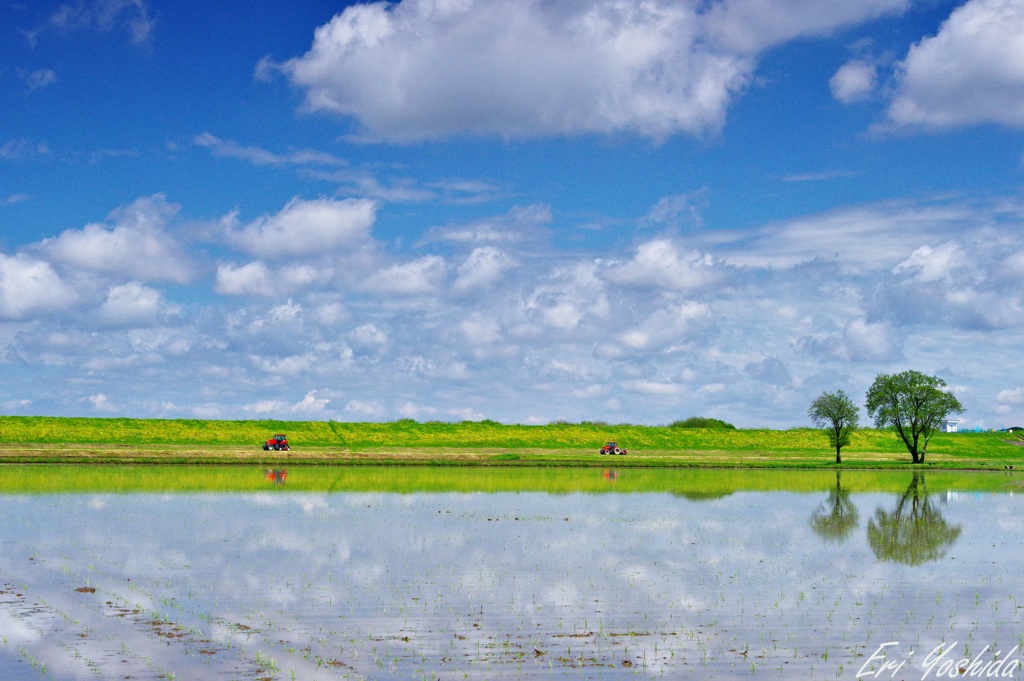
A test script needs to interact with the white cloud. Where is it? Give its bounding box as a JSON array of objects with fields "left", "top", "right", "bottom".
[
  {"left": 396, "top": 401, "right": 440, "bottom": 419},
  {"left": 275, "top": 0, "right": 909, "bottom": 141},
  {"left": 293, "top": 390, "right": 330, "bottom": 412},
  {"left": 97, "top": 282, "right": 175, "bottom": 327},
  {"left": 999, "top": 251, "right": 1024, "bottom": 278},
  {"left": 348, "top": 323, "right": 388, "bottom": 350},
  {"left": 42, "top": 194, "right": 196, "bottom": 284},
  {"left": 27, "top": 0, "right": 155, "bottom": 46},
  {"left": 605, "top": 239, "right": 719, "bottom": 290},
  {"left": 701, "top": 0, "right": 910, "bottom": 53},
  {"left": 622, "top": 379, "right": 684, "bottom": 395},
  {"left": 227, "top": 197, "right": 377, "bottom": 258},
  {"left": 216, "top": 262, "right": 276, "bottom": 296},
  {"left": 243, "top": 399, "right": 287, "bottom": 415},
  {"left": 249, "top": 353, "right": 315, "bottom": 375},
  {"left": 362, "top": 255, "right": 446, "bottom": 295},
  {"left": 812, "top": 318, "right": 902, "bottom": 363},
  {"left": 886, "top": 0, "right": 1024, "bottom": 129},
  {"left": 525, "top": 263, "right": 609, "bottom": 332},
  {"left": 427, "top": 204, "right": 552, "bottom": 245},
  {"left": 452, "top": 247, "right": 516, "bottom": 294},
  {"left": 0, "top": 253, "right": 76, "bottom": 319},
  {"left": 0, "top": 139, "right": 50, "bottom": 160},
  {"left": 892, "top": 241, "right": 967, "bottom": 283},
  {"left": 312, "top": 301, "right": 349, "bottom": 325},
  {"left": 8, "top": 191, "right": 1024, "bottom": 427},
  {"left": 85, "top": 393, "right": 116, "bottom": 412},
  {"left": 193, "top": 132, "right": 347, "bottom": 167},
  {"left": 619, "top": 301, "right": 713, "bottom": 350},
  {"left": 447, "top": 407, "right": 486, "bottom": 421},
  {"left": 20, "top": 68, "right": 58, "bottom": 91},
  {"left": 346, "top": 399, "right": 384, "bottom": 417},
  {"left": 459, "top": 315, "right": 502, "bottom": 346},
  {"left": 643, "top": 190, "right": 708, "bottom": 229},
  {"left": 996, "top": 387, "right": 1024, "bottom": 405},
  {"left": 215, "top": 261, "right": 325, "bottom": 296},
  {"left": 830, "top": 60, "right": 876, "bottom": 103},
  {"left": 718, "top": 199, "right": 979, "bottom": 271}
]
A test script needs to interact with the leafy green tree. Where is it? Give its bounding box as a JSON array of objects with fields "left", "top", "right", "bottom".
[
  {"left": 865, "top": 370, "right": 964, "bottom": 464},
  {"left": 807, "top": 389, "right": 859, "bottom": 464}
]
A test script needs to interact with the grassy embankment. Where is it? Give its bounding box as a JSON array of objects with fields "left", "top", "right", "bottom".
[{"left": 0, "top": 415, "right": 1022, "bottom": 469}]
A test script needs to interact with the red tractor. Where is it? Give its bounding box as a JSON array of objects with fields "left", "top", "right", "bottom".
[
  {"left": 600, "top": 441, "right": 627, "bottom": 455},
  {"left": 263, "top": 434, "right": 290, "bottom": 451}
]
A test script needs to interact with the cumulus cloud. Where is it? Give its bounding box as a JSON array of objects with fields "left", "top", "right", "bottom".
[
  {"left": 452, "top": 247, "right": 516, "bottom": 294},
  {"left": 345, "top": 399, "right": 385, "bottom": 417},
  {"left": 808, "top": 318, "right": 902, "bottom": 363},
  {"left": 216, "top": 262, "right": 276, "bottom": 297},
  {"left": 226, "top": 197, "right": 377, "bottom": 258},
  {"left": 249, "top": 353, "right": 315, "bottom": 375},
  {"left": 525, "top": 263, "right": 609, "bottom": 332},
  {"left": 605, "top": 239, "right": 719, "bottom": 291},
  {"left": 830, "top": 60, "right": 877, "bottom": 103},
  {"left": 215, "top": 261, "right": 324, "bottom": 297},
  {"left": 621, "top": 379, "right": 684, "bottom": 395},
  {"left": 362, "top": 255, "right": 445, "bottom": 295},
  {"left": 886, "top": 0, "right": 1024, "bottom": 129},
  {"left": 41, "top": 194, "right": 196, "bottom": 284},
  {"left": 996, "top": 387, "right": 1024, "bottom": 405},
  {"left": 97, "top": 282, "right": 175, "bottom": 327},
  {"left": 459, "top": 315, "right": 503, "bottom": 346},
  {"left": 294, "top": 390, "right": 331, "bottom": 412},
  {"left": 891, "top": 241, "right": 968, "bottom": 283},
  {"left": 8, "top": 189, "right": 1024, "bottom": 426},
  {"left": 85, "top": 393, "right": 116, "bottom": 412},
  {"left": 619, "top": 301, "right": 713, "bottom": 350},
  {"left": 312, "top": 301, "right": 349, "bottom": 326},
  {"left": 272, "top": 0, "right": 909, "bottom": 141},
  {"left": 0, "top": 253, "right": 76, "bottom": 319},
  {"left": 347, "top": 323, "right": 388, "bottom": 350}
]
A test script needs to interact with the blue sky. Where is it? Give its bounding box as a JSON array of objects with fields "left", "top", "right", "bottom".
[{"left": 2, "top": 0, "right": 1023, "bottom": 427}]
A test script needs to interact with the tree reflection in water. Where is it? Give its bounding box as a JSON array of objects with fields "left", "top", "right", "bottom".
[
  {"left": 809, "top": 470, "right": 859, "bottom": 543},
  {"left": 867, "top": 471, "right": 962, "bottom": 565}
]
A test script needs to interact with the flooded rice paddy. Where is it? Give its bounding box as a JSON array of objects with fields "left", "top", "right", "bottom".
[{"left": 0, "top": 467, "right": 1022, "bottom": 680}]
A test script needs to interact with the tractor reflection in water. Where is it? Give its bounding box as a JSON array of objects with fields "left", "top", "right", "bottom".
[{"left": 264, "top": 469, "right": 288, "bottom": 485}]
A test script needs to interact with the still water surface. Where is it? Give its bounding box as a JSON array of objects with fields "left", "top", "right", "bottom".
[{"left": 0, "top": 467, "right": 1022, "bottom": 680}]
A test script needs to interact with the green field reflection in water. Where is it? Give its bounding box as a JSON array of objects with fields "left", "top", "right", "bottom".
[{"left": 0, "top": 466, "right": 1022, "bottom": 680}]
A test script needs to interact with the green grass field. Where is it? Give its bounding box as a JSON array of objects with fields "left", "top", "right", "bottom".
[{"left": 0, "top": 415, "right": 1022, "bottom": 469}]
